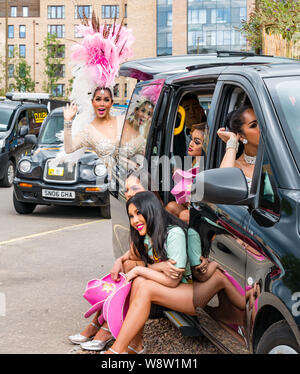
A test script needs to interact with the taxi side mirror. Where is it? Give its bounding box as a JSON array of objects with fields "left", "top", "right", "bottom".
[
  {"left": 191, "top": 167, "right": 248, "bottom": 205},
  {"left": 24, "top": 134, "right": 37, "bottom": 146}
]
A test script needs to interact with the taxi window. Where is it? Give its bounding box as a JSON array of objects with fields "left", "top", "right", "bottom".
[
  {"left": 28, "top": 108, "right": 48, "bottom": 134},
  {"left": 118, "top": 79, "right": 164, "bottom": 172},
  {"left": 265, "top": 77, "right": 300, "bottom": 171}
]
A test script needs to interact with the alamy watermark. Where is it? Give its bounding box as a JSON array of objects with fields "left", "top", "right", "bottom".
[
  {"left": 292, "top": 292, "right": 300, "bottom": 317},
  {"left": 96, "top": 153, "right": 205, "bottom": 200}
]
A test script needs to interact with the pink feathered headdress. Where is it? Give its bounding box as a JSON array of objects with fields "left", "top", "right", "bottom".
[
  {"left": 71, "top": 13, "right": 134, "bottom": 88},
  {"left": 140, "top": 79, "right": 165, "bottom": 104}
]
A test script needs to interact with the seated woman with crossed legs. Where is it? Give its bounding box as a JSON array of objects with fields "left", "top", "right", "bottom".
[{"left": 101, "top": 191, "right": 248, "bottom": 354}]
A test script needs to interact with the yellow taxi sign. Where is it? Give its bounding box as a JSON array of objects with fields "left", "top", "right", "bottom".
[{"left": 34, "top": 112, "right": 47, "bottom": 124}]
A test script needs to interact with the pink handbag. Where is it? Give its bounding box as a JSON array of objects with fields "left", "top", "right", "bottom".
[
  {"left": 83, "top": 273, "right": 132, "bottom": 338},
  {"left": 171, "top": 166, "right": 200, "bottom": 204}
]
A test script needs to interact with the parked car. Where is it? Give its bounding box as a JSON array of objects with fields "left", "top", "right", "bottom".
[
  {"left": 13, "top": 107, "right": 111, "bottom": 218},
  {"left": 110, "top": 52, "right": 300, "bottom": 353},
  {"left": 0, "top": 93, "right": 48, "bottom": 187}
]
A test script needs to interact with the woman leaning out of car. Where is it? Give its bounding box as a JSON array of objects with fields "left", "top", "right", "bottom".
[{"left": 217, "top": 105, "right": 260, "bottom": 191}]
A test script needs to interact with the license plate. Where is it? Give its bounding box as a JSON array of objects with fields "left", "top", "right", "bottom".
[
  {"left": 48, "top": 167, "right": 64, "bottom": 176},
  {"left": 42, "top": 189, "right": 75, "bottom": 199}
]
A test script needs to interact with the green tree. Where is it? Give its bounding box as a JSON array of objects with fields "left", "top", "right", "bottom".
[
  {"left": 12, "top": 58, "right": 35, "bottom": 92},
  {"left": 241, "top": 0, "right": 300, "bottom": 56},
  {"left": 0, "top": 55, "right": 6, "bottom": 95},
  {"left": 40, "top": 33, "right": 65, "bottom": 95}
]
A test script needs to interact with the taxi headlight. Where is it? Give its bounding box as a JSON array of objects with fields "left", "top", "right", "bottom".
[
  {"left": 19, "top": 160, "right": 31, "bottom": 173},
  {"left": 94, "top": 164, "right": 107, "bottom": 177}
]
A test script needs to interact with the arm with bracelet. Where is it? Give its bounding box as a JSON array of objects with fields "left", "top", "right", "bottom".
[
  {"left": 217, "top": 127, "right": 240, "bottom": 168},
  {"left": 63, "top": 102, "right": 88, "bottom": 153}
]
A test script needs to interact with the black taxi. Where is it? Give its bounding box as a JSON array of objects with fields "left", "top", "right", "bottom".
[
  {"left": 110, "top": 52, "right": 300, "bottom": 354},
  {"left": 0, "top": 93, "right": 48, "bottom": 187},
  {"left": 13, "top": 107, "right": 111, "bottom": 218}
]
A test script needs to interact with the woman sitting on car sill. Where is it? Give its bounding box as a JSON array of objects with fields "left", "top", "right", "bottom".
[
  {"left": 68, "top": 172, "right": 199, "bottom": 352},
  {"left": 100, "top": 191, "right": 250, "bottom": 355}
]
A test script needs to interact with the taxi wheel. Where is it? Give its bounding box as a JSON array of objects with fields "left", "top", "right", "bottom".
[
  {"left": 100, "top": 204, "right": 111, "bottom": 219},
  {"left": 13, "top": 193, "right": 36, "bottom": 214},
  {"left": 256, "top": 320, "right": 299, "bottom": 354},
  {"left": 0, "top": 160, "right": 15, "bottom": 187}
]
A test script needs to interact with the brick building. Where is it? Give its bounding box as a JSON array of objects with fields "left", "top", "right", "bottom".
[{"left": 0, "top": 0, "right": 255, "bottom": 103}]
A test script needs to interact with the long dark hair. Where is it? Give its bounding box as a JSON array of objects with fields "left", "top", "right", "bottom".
[
  {"left": 126, "top": 191, "right": 187, "bottom": 264},
  {"left": 227, "top": 105, "right": 253, "bottom": 135}
]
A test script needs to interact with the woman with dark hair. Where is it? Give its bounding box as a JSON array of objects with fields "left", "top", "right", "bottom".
[
  {"left": 167, "top": 122, "right": 207, "bottom": 223},
  {"left": 63, "top": 87, "right": 124, "bottom": 166},
  {"left": 69, "top": 178, "right": 185, "bottom": 351},
  {"left": 101, "top": 191, "right": 247, "bottom": 355},
  {"left": 217, "top": 105, "right": 260, "bottom": 191}
]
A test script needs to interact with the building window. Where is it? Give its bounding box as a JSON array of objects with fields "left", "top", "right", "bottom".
[
  {"left": 19, "top": 25, "right": 26, "bottom": 38},
  {"left": 124, "top": 83, "right": 128, "bottom": 98},
  {"left": 10, "top": 7, "right": 17, "bottom": 17},
  {"left": 23, "top": 6, "right": 28, "bottom": 17},
  {"left": 48, "top": 44, "right": 65, "bottom": 58},
  {"left": 8, "top": 64, "right": 14, "bottom": 78},
  {"left": 48, "top": 6, "right": 65, "bottom": 19},
  {"left": 102, "top": 5, "right": 119, "bottom": 19},
  {"left": 8, "top": 25, "right": 14, "bottom": 38},
  {"left": 75, "top": 5, "right": 92, "bottom": 19},
  {"left": 52, "top": 84, "right": 65, "bottom": 97},
  {"left": 157, "top": 0, "right": 173, "bottom": 56},
  {"left": 8, "top": 45, "right": 14, "bottom": 58},
  {"left": 113, "top": 84, "right": 120, "bottom": 97},
  {"left": 53, "top": 64, "right": 65, "bottom": 78},
  {"left": 124, "top": 4, "right": 127, "bottom": 18},
  {"left": 19, "top": 45, "right": 26, "bottom": 58},
  {"left": 187, "top": 0, "right": 247, "bottom": 54},
  {"left": 48, "top": 25, "right": 65, "bottom": 38}
]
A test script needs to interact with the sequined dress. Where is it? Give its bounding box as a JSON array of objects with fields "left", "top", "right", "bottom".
[{"left": 64, "top": 115, "right": 124, "bottom": 170}]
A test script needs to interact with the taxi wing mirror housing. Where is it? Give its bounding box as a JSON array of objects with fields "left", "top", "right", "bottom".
[
  {"left": 191, "top": 167, "right": 249, "bottom": 205},
  {"left": 24, "top": 134, "right": 37, "bottom": 146},
  {"left": 19, "top": 125, "right": 29, "bottom": 137}
]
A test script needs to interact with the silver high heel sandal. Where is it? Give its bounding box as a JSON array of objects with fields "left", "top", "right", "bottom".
[
  {"left": 68, "top": 322, "right": 100, "bottom": 345},
  {"left": 80, "top": 326, "right": 114, "bottom": 351},
  {"left": 100, "top": 348, "right": 128, "bottom": 354},
  {"left": 128, "top": 345, "right": 146, "bottom": 354}
]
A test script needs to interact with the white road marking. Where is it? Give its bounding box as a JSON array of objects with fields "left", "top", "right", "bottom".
[{"left": 0, "top": 220, "right": 104, "bottom": 246}]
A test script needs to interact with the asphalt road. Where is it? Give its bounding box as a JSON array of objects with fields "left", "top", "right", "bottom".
[{"left": 0, "top": 186, "right": 115, "bottom": 354}]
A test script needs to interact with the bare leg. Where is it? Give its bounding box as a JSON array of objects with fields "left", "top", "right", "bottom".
[
  {"left": 194, "top": 269, "right": 246, "bottom": 311},
  {"left": 92, "top": 260, "right": 144, "bottom": 342},
  {"left": 105, "top": 279, "right": 195, "bottom": 354},
  {"left": 80, "top": 310, "right": 101, "bottom": 338},
  {"left": 106, "top": 269, "right": 247, "bottom": 353}
]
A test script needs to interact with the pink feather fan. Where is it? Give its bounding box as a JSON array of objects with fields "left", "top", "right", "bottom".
[{"left": 71, "top": 12, "right": 134, "bottom": 88}]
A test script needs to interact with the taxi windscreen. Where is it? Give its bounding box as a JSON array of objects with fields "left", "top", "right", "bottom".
[
  {"left": 39, "top": 115, "right": 64, "bottom": 144},
  {"left": 0, "top": 108, "right": 14, "bottom": 132}
]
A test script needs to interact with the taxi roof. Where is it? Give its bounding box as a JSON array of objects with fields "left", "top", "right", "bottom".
[{"left": 119, "top": 52, "right": 296, "bottom": 81}]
